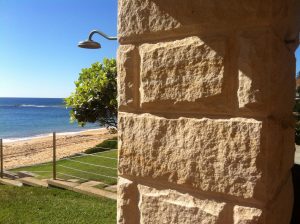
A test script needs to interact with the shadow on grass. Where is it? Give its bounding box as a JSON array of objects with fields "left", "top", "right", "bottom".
[
  {"left": 10, "top": 137, "right": 118, "bottom": 185},
  {"left": 84, "top": 137, "right": 117, "bottom": 154}
]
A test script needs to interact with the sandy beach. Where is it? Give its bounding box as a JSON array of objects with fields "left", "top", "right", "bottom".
[{"left": 2, "top": 129, "right": 117, "bottom": 169}]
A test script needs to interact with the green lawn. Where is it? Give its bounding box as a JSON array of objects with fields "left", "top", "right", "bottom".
[
  {"left": 11, "top": 138, "right": 118, "bottom": 185},
  {"left": 0, "top": 185, "right": 116, "bottom": 224}
]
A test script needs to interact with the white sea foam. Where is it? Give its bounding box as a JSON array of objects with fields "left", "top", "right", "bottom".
[
  {"left": 3, "top": 134, "right": 52, "bottom": 143},
  {"left": 19, "top": 104, "right": 63, "bottom": 108},
  {"left": 2, "top": 128, "right": 105, "bottom": 143},
  {"left": 0, "top": 104, "right": 64, "bottom": 108},
  {"left": 56, "top": 128, "right": 105, "bottom": 136}
]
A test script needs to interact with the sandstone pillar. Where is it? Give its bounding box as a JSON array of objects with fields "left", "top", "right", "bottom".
[{"left": 117, "top": 1, "right": 300, "bottom": 223}]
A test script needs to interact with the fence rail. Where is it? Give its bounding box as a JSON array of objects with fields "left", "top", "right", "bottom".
[
  {"left": 57, "top": 164, "right": 117, "bottom": 180},
  {"left": 0, "top": 132, "right": 118, "bottom": 187},
  {"left": 62, "top": 158, "right": 117, "bottom": 170},
  {"left": 77, "top": 152, "right": 118, "bottom": 160}
]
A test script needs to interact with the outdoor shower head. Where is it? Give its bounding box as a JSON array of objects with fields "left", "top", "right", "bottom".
[
  {"left": 78, "top": 40, "right": 101, "bottom": 49},
  {"left": 78, "top": 30, "right": 117, "bottom": 50}
]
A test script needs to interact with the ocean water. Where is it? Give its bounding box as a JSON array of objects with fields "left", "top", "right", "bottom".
[{"left": 0, "top": 97, "right": 99, "bottom": 141}]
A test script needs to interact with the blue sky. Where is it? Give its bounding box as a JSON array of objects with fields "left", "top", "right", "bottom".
[
  {"left": 0, "top": 0, "right": 299, "bottom": 98},
  {"left": 0, "top": 0, "right": 118, "bottom": 98}
]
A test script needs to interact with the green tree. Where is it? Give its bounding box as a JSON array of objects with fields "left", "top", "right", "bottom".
[{"left": 65, "top": 58, "right": 117, "bottom": 129}]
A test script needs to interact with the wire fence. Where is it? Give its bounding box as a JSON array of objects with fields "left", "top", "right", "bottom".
[{"left": 0, "top": 132, "right": 118, "bottom": 189}]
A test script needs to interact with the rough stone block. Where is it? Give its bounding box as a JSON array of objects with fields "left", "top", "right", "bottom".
[
  {"left": 265, "top": 122, "right": 295, "bottom": 200},
  {"left": 118, "top": 0, "right": 292, "bottom": 41},
  {"left": 237, "top": 29, "right": 295, "bottom": 121},
  {"left": 138, "top": 184, "right": 228, "bottom": 224},
  {"left": 266, "top": 175, "right": 293, "bottom": 224},
  {"left": 233, "top": 206, "right": 263, "bottom": 224},
  {"left": 118, "top": 113, "right": 265, "bottom": 200},
  {"left": 117, "top": 45, "right": 138, "bottom": 110},
  {"left": 269, "top": 33, "right": 295, "bottom": 122},
  {"left": 139, "top": 36, "right": 230, "bottom": 113},
  {"left": 117, "top": 177, "right": 140, "bottom": 224},
  {"left": 232, "top": 176, "right": 293, "bottom": 224},
  {"left": 237, "top": 30, "right": 266, "bottom": 111},
  {"left": 118, "top": 0, "right": 181, "bottom": 40}
]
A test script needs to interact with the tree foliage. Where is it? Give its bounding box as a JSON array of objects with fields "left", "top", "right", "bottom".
[{"left": 65, "top": 58, "right": 117, "bottom": 129}]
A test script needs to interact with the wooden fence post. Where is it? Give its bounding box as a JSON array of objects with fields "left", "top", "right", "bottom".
[{"left": 53, "top": 132, "right": 56, "bottom": 180}]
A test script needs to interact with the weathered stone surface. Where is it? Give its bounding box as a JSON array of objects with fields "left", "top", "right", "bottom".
[
  {"left": 237, "top": 30, "right": 265, "bottom": 111},
  {"left": 139, "top": 36, "right": 229, "bottom": 112},
  {"left": 269, "top": 33, "right": 295, "bottom": 122},
  {"left": 118, "top": 0, "right": 292, "bottom": 41},
  {"left": 274, "top": 0, "right": 299, "bottom": 42},
  {"left": 237, "top": 29, "right": 295, "bottom": 121},
  {"left": 265, "top": 122, "right": 295, "bottom": 200},
  {"left": 233, "top": 206, "right": 263, "bottom": 224},
  {"left": 138, "top": 184, "right": 227, "bottom": 224},
  {"left": 117, "top": 45, "right": 138, "bottom": 110},
  {"left": 117, "top": 1, "right": 298, "bottom": 222},
  {"left": 266, "top": 175, "right": 293, "bottom": 224},
  {"left": 117, "top": 177, "right": 139, "bottom": 224},
  {"left": 118, "top": 0, "right": 181, "bottom": 39},
  {"left": 229, "top": 176, "right": 292, "bottom": 224},
  {"left": 119, "top": 113, "right": 264, "bottom": 200}
]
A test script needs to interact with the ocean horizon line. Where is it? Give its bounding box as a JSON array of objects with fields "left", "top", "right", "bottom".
[
  {"left": 0, "top": 97, "right": 66, "bottom": 99},
  {"left": 0, "top": 97, "right": 100, "bottom": 141}
]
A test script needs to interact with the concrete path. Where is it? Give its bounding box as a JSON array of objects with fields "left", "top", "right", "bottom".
[
  {"left": 81, "top": 181, "right": 107, "bottom": 187},
  {"left": 0, "top": 178, "right": 23, "bottom": 187},
  {"left": 47, "top": 179, "right": 116, "bottom": 200},
  {"left": 20, "top": 177, "right": 48, "bottom": 188},
  {"left": 104, "top": 185, "right": 117, "bottom": 193},
  {"left": 0, "top": 177, "right": 117, "bottom": 200},
  {"left": 74, "top": 185, "right": 117, "bottom": 200},
  {"left": 47, "top": 179, "right": 80, "bottom": 190}
]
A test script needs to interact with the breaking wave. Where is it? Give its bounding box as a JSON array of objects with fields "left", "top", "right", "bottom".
[{"left": 0, "top": 104, "right": 64, "bottom": 108}]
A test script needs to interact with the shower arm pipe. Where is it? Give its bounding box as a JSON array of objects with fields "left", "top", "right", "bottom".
[{"left": 88, "top": 30, "right": 117, "bottom": 41}]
